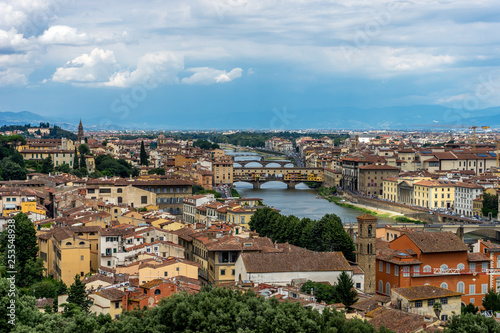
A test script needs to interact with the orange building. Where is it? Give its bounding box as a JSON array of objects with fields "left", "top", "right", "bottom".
[
  {"left": 376, "top": 230, "right": 491, "bottom": 307},
  {"left": 123, "top": 279, "right": 177, "bottom": 311}
]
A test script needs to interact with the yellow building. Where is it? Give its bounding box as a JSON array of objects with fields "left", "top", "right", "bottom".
[
  {"left": 414, "top": 180, "right": 455, "bottom": 209},
  {"left": 50, "top": 228, "right": 92, "bottom": 286},
  {"left": 89, "top": 288, "right": 126, "bottom": 319},
  {"left": 20, "top": 149, "right": 75, "bottom": 167},
  {"left": 138, "top": 257, "right": 200, "bottom": 284},
  {"left": 2, "top": 200, "right": 47, "bottom": 218},
  {"left": 382, "top": 178, "right": 398, "bottom": 202}
]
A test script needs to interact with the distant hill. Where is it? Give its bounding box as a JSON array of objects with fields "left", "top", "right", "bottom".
[{"left": 1, "top": 106, "right": 500, "bottom": 130}]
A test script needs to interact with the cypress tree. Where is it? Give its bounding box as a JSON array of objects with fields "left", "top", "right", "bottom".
[
  {"left": 73, "top": 147, "right": 79, "bottom": 169},
  {"left": 67, "top": 274, "right": 91, "bottom": 312},
  {"left": 140, "top": 141, "right": 149, "bottom": 166}
]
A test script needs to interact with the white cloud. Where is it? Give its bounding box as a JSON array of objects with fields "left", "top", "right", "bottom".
[
  {"left": 38, "top": 25, "right": 91, "bottom": 45},
  {"left": 105, "top": 51, "right": 184, "bottom": 87},
  {"left": 51, "top": 48, "right": 184, "bottom": 87},
  {"left": 52, "top": 48, "right": 117, "bottom": 83},
  {"left": 181, "top": 67, "right": 243, "bottom": 84},
  {"left": 0, "top": 28, "right": 32, "bottom": 50},
  {"left": 0, "top": 69, "right": 28, "bottom": 86}
]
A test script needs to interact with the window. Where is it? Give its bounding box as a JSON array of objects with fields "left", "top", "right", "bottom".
[
  {"left": 423, "top": 265, "right": 431, "bottom": 273},
  {"left": 356, "top": 283, "right": 361, "bottom": 289},
  {"left": 470, "top": 285, "right": 476, "bottom": 295},
  {"left": 428, "top": 299, "right": 435, "bottom": 307},
  {"left": 379, "top": 261, "right": 383, "bottom": 272},
  {"left": 386, "top": 282, "right": 391, "bottom": 295},
  {"left": 232, "top": 269, "right": 235, "bottom": 276},
  {"left": 403, "top": 266, "right": 410, "bottom": 277},
  {"left": 413, "top": 266, "right": 420, "bottom": 276},
  {"left": 482, "top": 284, "right": 488, "bottom": 294},
  {"left": 115, "top": 302, "right": 120, "bottom": 309},
  {"left": 117, "top": 188, "right": 123, "bottom": 193},
  {"left": 107, "top": 260, "right": 111, "bottom": 266},
  {"left": 154, "top": 289, "right": 161, "bottom": 295},
  {"left": 395, "top": 266, "right": 399, "bottom": 276},
  {"left": 141, "top": 196, "right": 147, "bottom": 204},
  {"left": 482, "top": 262, "right": 489, "bottom": 271},
  {"left": 457, "top": 281, "right": 465, "bottom": 293},
  {"left": 99, "top": 188, "right": 112, "bottom": 194},
  {"left": 378, "top": 280, "right": 383, "bottom": 292},
  {"left": 415, "top": 300, "right": 422, "bottom": 308},
  {"left": 386, "top": 263, "right": 391, "bottom": 274},
  {"left": 440, "top": 264, "right": 448, "bottom": 272},
  {"left": 441, "top": 282, "right": 448, "bottom": 289},
  {"left": 81, "top": 255, "right": 84, "bottom": 261},
  {"left": 440, "top": 297, "right": 448, "bottom": 305},
  {"left": 470, "top": 262, "right": 476, "bottom": 271},
  {"left": 471, "top": 298, "right": 475, "bottom": 304},
  {"left": 220, "top": 269, "right": 226, "bottom": 276},
  {"left": 164, "top": 272, "right": 168, "bottom": 277},
  {"left": 457, "top": 263, "right": 465, "bottom": 270}
]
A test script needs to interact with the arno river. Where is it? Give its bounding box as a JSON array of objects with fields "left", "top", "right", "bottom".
[
  {"left": 235, "top": 182, "right": 396, "bottom": 224},
  {"left": 228, "top": 150, "right": 395, "bottom": 224}
]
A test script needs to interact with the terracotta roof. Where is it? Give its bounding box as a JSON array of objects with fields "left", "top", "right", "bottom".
[
  {"left": 140, "top": 279, "right": 166, "bottom": 289},
  {"left": 94, "top": 288, "right": 126, "bottom": 301},
  {"left": 366, "top": 307, "right": 430, "bottom": 333},
  {"left": 392, "top": 285, "right": 463, "bottom": 301},
  {"left": 358, "top": 164, "right": 399, "bottom": 170},
  {"left": 467, "top": 252, "right": 490, "bottom": 262},
  {"left": 350, "top": 298, "right": 382, "bottom": 312},
  {"left": 241, "top": 251, "right": 352, "bottom": 273},
  {"left": 400, "top": 230, "right": 468, "bottom": 253}
]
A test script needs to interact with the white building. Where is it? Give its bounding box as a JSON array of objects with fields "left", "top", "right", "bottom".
[
  {"left": 235, "top": 251, "right": 358, "bottom": 286},
  {"left": 454, "top": 182, "right": 483, "bottom": 217}
]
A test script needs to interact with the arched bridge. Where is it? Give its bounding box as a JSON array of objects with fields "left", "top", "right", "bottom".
[
  {"left": 233, "top": 167, "right": 323, "bottom": 189},
  {"left": 234, "top": 160, "right": 295, "bottom": 168}
]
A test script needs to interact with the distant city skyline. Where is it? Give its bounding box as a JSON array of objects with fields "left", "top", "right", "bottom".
[{"left": 1, "top": 0, "right": 500, "bottom": 129}]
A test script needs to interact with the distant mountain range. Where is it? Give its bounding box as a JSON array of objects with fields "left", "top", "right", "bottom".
[{"left": 1, "top": 105, "right": 500, "bottom": 130}]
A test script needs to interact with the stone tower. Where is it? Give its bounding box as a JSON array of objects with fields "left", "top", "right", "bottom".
[
  {"left": 77, "top": 119, "right": 84, "bottom": 143},
  {"left": 356, "top": 214, "right": 377, "bottom": 294}
]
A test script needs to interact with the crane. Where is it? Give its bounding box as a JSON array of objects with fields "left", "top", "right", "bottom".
[{"left": 411, "top": 124, "right": 490, "bottom": 149}]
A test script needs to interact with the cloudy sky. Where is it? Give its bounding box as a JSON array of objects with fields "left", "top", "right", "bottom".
[{"left": 1, "top": 0, "right": 500, "bottom": 129}]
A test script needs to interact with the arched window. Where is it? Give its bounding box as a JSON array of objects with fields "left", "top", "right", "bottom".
[
  {"left": 368, "top": 225, "right": 372, "bottom": 237},
  {"left": 423, "top": 265, "right": 431, "bottom": 273},
  {"left": 457, "top": 263, "right": 465, "bottom": 270},
  {"left": 79, "top": 242, "right": 85, "bottom": 245},
  {"left": 117, "top": 188, "right": 123, "bottom": 193},
  {"left": 440, "top": 264, "right": 448, "bottom": 272},
  {"left": 65, "top": 242, "right": 72, "bottom": 246},
  {"left": 378, "top": 280, "right": 383, "bottom": 292},
  {"left": 154, "top": 289, "right": 161, "bottom": 295},
  {"left": 457, "top": 281, "right": 465, "bottom": 293},
  {"left": 441, "top": 282, "right": 448, "bottom": 289},
  {"left": 386, "top": 282, "right": 391, "bottom": 295}
]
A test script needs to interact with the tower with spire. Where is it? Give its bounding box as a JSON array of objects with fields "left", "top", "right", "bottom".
[{"left": 78, "top": 119, "right": 84, "bottom": 143}]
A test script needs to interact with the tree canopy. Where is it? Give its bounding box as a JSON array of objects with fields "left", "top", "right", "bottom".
[
  {"left": 5, "top": 286, "right": 386, "bottom": 333},
  {"left": 249, "top": 208, "right": 356, "bottom": 261}
]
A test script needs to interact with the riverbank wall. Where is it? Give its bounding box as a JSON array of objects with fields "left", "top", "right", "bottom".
[{"left": 340, "top": 190, "right": 440, "bottom": 223}]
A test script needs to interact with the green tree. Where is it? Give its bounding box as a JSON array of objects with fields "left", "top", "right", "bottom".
[
  {"left": 148, "top": 168, "right": 165, "bottom": 175},
  {"left": 433, "top": 301, "right": 442, "bottom": 319},
  {"left": 66, "top": 274, "right": 91, "bottom": 313},
  {"left": 482, "top": 193, "right": 498, "bottom": 219},
  {"left": 445, "top": 313, "right": 500, "bottom": 332},
  {"left": 0, "top": 158, "right": 27, "bottom": 180},
  {"left": 78, "top": 144, "right": 90, "bottom": 156},
  {"left": 55, "top": 163, "right": 71, "bottom": 173},
  {"left": 79, "top": 153, "right": 87, "bottom": 170},
  {"left": 73, "top": 147, "right": 79, "bottom": 170},
  {"left": 461, "top": 302, "right": 479, "bottom": 315},
  {"left": 483, "top": 289, "right": 500, "bottom": 312},
  {"left": 41, "top": 155, "right": 53, "bottom": 174},
  {"left": 301, "top": 280, "right": 337, "bottom": 304},
  {"left": 140, "top": 141, "right": 149, "bottom": 166},
  {"left": 335, "top": 271, "right": 358, "bottom": 308},
  {"left": 0, "top": 213, "right": 44, "bottom": 287}
]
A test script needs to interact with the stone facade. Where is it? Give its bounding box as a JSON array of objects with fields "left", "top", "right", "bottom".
[{"left": 357, "top": 214, "right": 377, "bottom": 294}]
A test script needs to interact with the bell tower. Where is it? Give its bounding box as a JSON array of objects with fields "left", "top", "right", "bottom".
[
  {"left": 357, "top": 214, "right": 377, "bottom": 294},
  {"left": 78, "top": 119, "right": 84, "bottom": 143}
]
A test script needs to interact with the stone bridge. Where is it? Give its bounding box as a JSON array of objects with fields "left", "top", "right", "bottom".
[
  {"left": 233, "top": 167, "right": 323, "bottom": 189},
  {"left": 233, "top": 160, "right": 294, "bottom": 168}
]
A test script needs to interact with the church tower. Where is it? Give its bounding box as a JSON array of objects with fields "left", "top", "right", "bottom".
[
  {"left": 78, "top": 119, "right": 84, "bottom": 143},
  {"left": 356, "top": 214, "right": 377, "bottom": 294}
]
